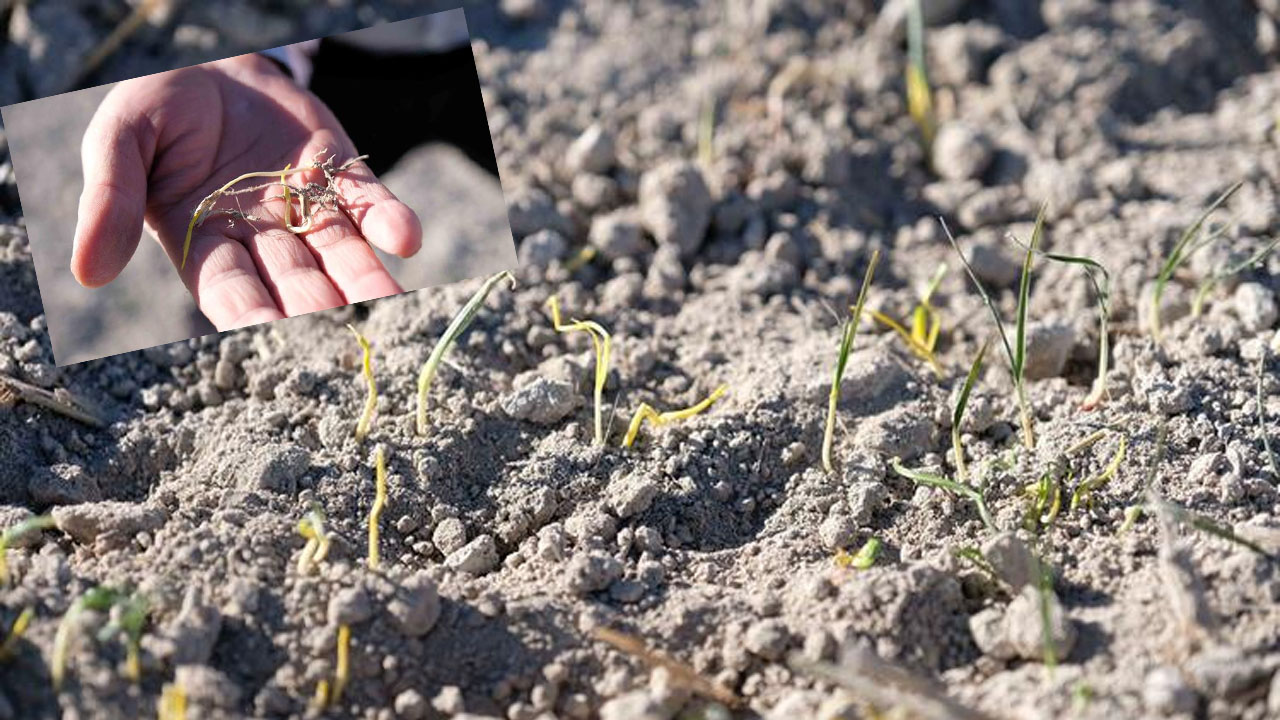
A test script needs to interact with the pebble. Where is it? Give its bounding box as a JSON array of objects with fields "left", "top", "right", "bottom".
[
  {"left": 51, "top": 501, "right": 164, "bottom": 546},
  {"left": 501, "top": 377, "right": 580, "bottom": 424},
  {"left": 589, "top": 209, "right": 648, "bottom": 260},
  {"left": 432, "top": 686, "right": 465, "bottom": 715},
  {"left": 1143, "top": 665, "right": 1198, "bottom": 715},
  {"left": 818, "top": 513, "right": 857, "bottom": 550},
  {"left": 607, "top": 475, "right": 660, "bottom": 518},
  {"left": 565, "top": 124, "right": 615, "bottom": 174},
  {"left": 445, "top": 534, "right": 499, "bottom": 575},
  {"left": 507, "top": 186, "right": 571, "bottom": 239},
  {"left": 965, "top": 234, "right": 1021, "bottom": 287},
  {"left": 1022, "top": 321, "right": 1076, "bottom": 379},
  {"left": 1232, "top": 282, "right": 1277, "bottom": 332},
  {"left": 518, "top": 229, "right": 568, "bottom": 268},
  {"left": 327, "top": 586, "right": 373, "bottom": 626},
  {"left": 388, "top": 572, "right": 441, "bottom": 636},
  {"left": 1024, "top": 159, "right": 1093, "bottom": 219},
  {"left": 238, "top": 443, "right": 310, "bottom": 494},
  {"left": 571, "top": 173, "right": 619, "bottom": 210},
  {"left": 932, "top": 122, "right": 994, "bottom": 181},
  {"left": 175, "top": 664, "right": 241, "bottom": 709},
  {"left": 1003, "top": 586, "right": 1076, "bottom": 661},
  {"left": 432, "top": 517, "right": 468, "bottom": 555},
  {"left": 639, "top": 160, "right": 713, "bottom": 259},
  {"left": 565, "top": 551, "right": 622, "bottom": 594},
  {"left": 394, "top": 688, "right": 429, "bottom": 720},
  {"left": 743, "top": 618, "right": 791, "bottom": 661},
  {"left": 981, "top": 533, "right": 1035, "bottom": 590}
]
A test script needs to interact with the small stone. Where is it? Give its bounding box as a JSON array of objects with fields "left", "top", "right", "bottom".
[
  {"left": 1003, "top": 586, "right": 1076, "bottom": 662},
  {"left": 818, "top": 513, "right": 857, "bottom": 551},
  {"left": 501, "top": 377, "right": 580, "bottom": 424},
  {"left": 1024, "top": 160, "right": 1093, "bottom": 220},
  {"left": 518, "top": 229, "right": 568, "bottom": 268},
  {"left": 639, "top": 160, "right": 713, "bottom": 259},
  {"left": 1143, "top": 665, "right": 1198, "bottom": 715},
  {"left": 608, "top": 475, "right": 660, "bottom": 518},
  {"left": 51, "top": 502, "right": 164, "bottom": 547},
  {"left": 969, "top": 606, "right": 1015, "bottom": 660},
  {"left": 565, "top": 124, "right": 615, "bottom": 174},
  {"left": 744, "top": 619, "right": 790, "bottom": 661},
  {"left": 1022, "top": 321, "right": 1076, "bottom": 380},
  {"left": 213, "top": 359, "right": 239, "bottom": 391},
  {"left": 432, "top": 518, "right": 468, "bottom": 555},
  {"left": 175, "top": 665, "right": 240, "bottom": 709},
  {"left": 847, "top": 482, "right": 887, "bottom": 524},
  {"left": 388, "top": 572, "right": 441, "bottom": 637},
  {"left": 965, "top": 234, "right": 1022, "bottom": 287},
  {"left": 1232, "top": 282, "right": 1277, "bottom": 332},
  {"left": 445, "top": 535, "right": 499, "bottom": 575},
  {"left": 572, "top": 173, "right": 619, "bottom": 210},
  {"left": 932, "top": 122, "right": 994, "bottom": 181},
  {"left": 327, "top": 586, "right": 373, "bottom": 626},
  {"left": 508, "top": 187, "right": 570, "bottom": 239},
  {"left": 237, "top": 444, "right": 310, "bottom": 494},
  {"left": 394, "top": 688, "right": 429, "bottom": 720},
  {"left": 981, "top": 533, "right": 1035, "bottom": 590},
  {"left": 565, "top": 551, "right": 622, "bottom": 595},
  {"left": 589, "top": 209, "right": 649, "bottom": 260},
  {"left": 500, "top": 0, "right": 546, "bottom": 22},
  {"left": 432, "top": 685, "right": 465, "bottom": 715}
]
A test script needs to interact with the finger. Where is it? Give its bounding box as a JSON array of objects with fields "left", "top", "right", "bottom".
[
  {"left": 294, "top": 209, "right": 404, "bottom": 304},
  {"left": 328, "top": 159, "right": 423, "bottom": 258},
  {"left": 71, "top": 90, "right": 157, "bottom": 287},
  {"left": 241, "top": 227, "right": 346, "bottom": 316},
  {"left": 180, "top": 230, "right": 285, "bottom": 330}
]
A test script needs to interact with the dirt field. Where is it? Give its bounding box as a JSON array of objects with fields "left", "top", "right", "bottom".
[{"left": 2, "top": 1, "right": 1280, "bottom": 719}]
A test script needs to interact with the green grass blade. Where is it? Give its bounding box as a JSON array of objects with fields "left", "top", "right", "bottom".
[
  {"left": 952, "top": 340, "right": 989, "bottom": 485},
  {"left": 823, "top": 249, "right": 880, "bottom": 472},
  {"left": 891, "top": 458, "right": 996, "bottom": 531},
  {"left": 940, "top": 219, "right": 1017, "bottom": 380},
  {"left": 416, "top": 271, "right": 516, "bottom": 435},
  {"left": 1152, "top": 181, "right": 1243, "bottom": 341}
]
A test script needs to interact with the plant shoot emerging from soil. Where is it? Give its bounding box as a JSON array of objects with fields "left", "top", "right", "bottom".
[
  {"left": 0, "top": 607, "right": 33, "bottom": 661},
  {"left": 623, "top": 384, "right": 728, "bottom": 448},
  {"left": 891, "top": 458, "right": 996, "bottom": 532},
  {"left": 952, "top": 340, "right": 989, "bottom": 485},
  {"left": 296, "top": 504, "right": 332, "bottom": 576},
  {"left": 0, "top": 514, "right": 54, "bottom": 586},
  {"left": 823, "top": 249, "right": 881, "bottom": 473},
  {"left": 1149, "top": 181, "right": 1241, "bottom": 342},
  {"left": 52, "top": 586, "right": 132, "bottom": 690},
  {"left": 905, "top": 0, "right": 936, "bottom": 152},
  {"left": 416, "top": 271, "right": 517, "bottom": 435},
  {"left": 1190, "top": 237, "right": 1280, "bottom": 318},
  {"left": 1070, "top": 435, "right": 1126, "bottom": 512},
  {"left": 942, "top": 207, "right": 1045, "bottom": 449},
  {"left": 836, "top": 537, "right": 882, "bottom": 570},
  {"left": 368, "top": 447, "right": 388, "bottom": 570},
  {"left": 347, "top": 324, "right": 377, "bottom": 443},
  {"left": 870, "top": 262, "right": 946, "bottom": 377},
  {"left": 157, "top": 682, "right": 187, "bottom": 720},
  {"left": 333, "top": 623, "right": 351, "bottom": 705},
  {"left": 547, "top": 295, "right": 613, "bottom": 445}
]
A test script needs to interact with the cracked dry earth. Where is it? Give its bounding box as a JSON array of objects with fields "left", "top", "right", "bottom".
[{"left": 2, "top": 1, "right": 1280, "bottom": 719}]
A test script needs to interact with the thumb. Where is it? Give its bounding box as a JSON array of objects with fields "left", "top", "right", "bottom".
[{"left": 71, "top": 91, "right": 156, "bottom": 288}]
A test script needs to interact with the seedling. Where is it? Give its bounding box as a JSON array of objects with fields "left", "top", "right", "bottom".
[
  {"left": 869, "top": 262, "right": 947, "bottom": 376},
  {"left": 942, "top": 208, "right": 1044, "bottom": 449},
  {"left": 1070, "top": 435, "right": 1126, "bottom": 512},
  {"left": 952, "top": 546, "right": 1000, "bottom": 586},
  {"left": 0, "top": 514, "right": 55, "bottom": 586},
  {"left": 1032, "top": 551, "right": 1059, "bottom": 671},
  {"left": 416, "top": 271, "right": 517, "bottom": 435},
  {"left": 52, "top": 586, "right": 126, "bottom": 690},
  {"left": 0, "top": 607, "right": 33, "bottom": 661},
  {"left": 1023, "top": 471, "right": 1063, "bottom": 533},
  {"left": 181, "top": 150, "right": 369, "bottom": 270},
  {"left": 1146, "top": 491, "right": 1273, "bottom": 559},
  {"left": 1149, "top": 181, "right": 1241, "bottom": 342},
  {"left": 547, "top": 295, "right": 613, "bottom": 445},
  {"left": 346, "top": 324, "right": 377, "bottom": 443},
  {"left": 157, "top": 682, "right": 187, "bottom": 720},
  {"left": 836, "top": 537, "right": 882, "bottom": 570},
  {"left": 822, "top": 249, "right": 881, "bottom": 473},
  {"left": 623, "top": 385, "right": 728, "bottom": 448},
  {"left": 333, "top": 624, "right": 351, "bottom": 705},
  {"left": 368, "top": 447, "right": 388, "bottom": 571},
  {"left": 952, "top": 340, "right": 989, "bottom": 485},
  {"left": 1190, "top": 237, "right": 1280, "bottom": 317},
  {"left": 98, "top": 592, "right": 148, "bottom": 682},
  {"left": 891, "top": 458, "right": 996, "bottom": 532},
  {"left": 905, "top": 0, "right": 936, "bottom": 152},
  {"left": 296, "top": 504, "right": 332, "bottom": 576},
  {"left": 1118, "top": 505, "right": 1142, "bottom": 534}
]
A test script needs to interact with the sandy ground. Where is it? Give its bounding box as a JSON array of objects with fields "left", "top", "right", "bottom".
[{"left": 0, "top": 1, "right": 1279, "bottom": 720}]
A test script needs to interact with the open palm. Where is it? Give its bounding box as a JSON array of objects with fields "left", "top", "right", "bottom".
[{"left": 71, "top": 54, "right": 422, "bottom": 330}]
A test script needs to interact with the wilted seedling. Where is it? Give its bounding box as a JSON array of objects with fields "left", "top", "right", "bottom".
[
  {"left": 181, "top": 151, "right": 369, "bottom": 270},
  {"left": 547, "top": 295, "right": 613, "bottom": 445},
  {"left": 0, "top": 374, "right": 106, "bottom": 428},
  {"left": 952, "top": 340, "right": 989, "bottom": 485},
  {"left": 1070, "top": 435, "right": 1126, "bottom": 512},
  {"left": 891, "top": 458, "right": 996, "bottom": 532},
  {"left": 836, "top": 537, "right": 882, "bottom": 570},
  {"left": 623, "top": 385, "right": 728, "bottom": 448},
  {"left": 942, "top": 208, "right": 1045, "bottom": 449},
  {"left": 296, "top": 504, "right": 332, "bottom": 576},
  {"left": 368, "top": 447, "right": 388, "bottom": 571},
  {"left": 823, "top": 249, "right": 881, "bottom": 473},
  {"left": 346, "top": 324, "right": 377, "bottom": 443},
  {"left": 417, "top": 271, "right": 517, "bottom": 435},
  {"left": 870, "top": 262, "right": 947, "bottom": 377},
  {"left": 157, "top": 681, "right": 187, "bottom": 720},
  {"left": 0, "top": 514, "right": 55, "bottom": 586},
  {"left": 1149, "top": 181, "right": 1241, "bottom": 342},
  {"left": 905, "top": 0, "right": 936, "bottom": 152},
  {"left": 0, "top": 607, "right": 33, "bottom": 661},
  {"left": 52, "top": 586, "right": 125, "bottom": 690}
]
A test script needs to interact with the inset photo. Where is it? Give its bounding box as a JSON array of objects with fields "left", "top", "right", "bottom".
[{"left": 1, "top": 7, "right": 515, "bottom": 365}]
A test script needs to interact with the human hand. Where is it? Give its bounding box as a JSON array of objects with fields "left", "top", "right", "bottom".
[{"left": 71, "top": 53, "right": 422, "bottom": 329}]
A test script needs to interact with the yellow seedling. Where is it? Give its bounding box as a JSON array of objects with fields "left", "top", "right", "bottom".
[
  {"left": 296, "top": 504, "right": 331, "bottom": 576},
  {"left": 368, "top": 447, "right": 388, "bottom": 571},
  {"left": 547, "top": 295, "right": 613, "bottom": 445},
  {"left": 869, "top": 262, "right": 946, "bottom": 376},
  {"left": 346, "top": 324, "right": 377, "bottom": 443},
  {"left": 1070, "top": 435, "right": 1126, "bottom": 512},
  {"left": 0, "top": 514, "right": 55, "bottom": 585},
  {"left": 623, "top": 385, "right": 728, "bottom": 448},
  {"left": 312, "top": 680, "right": 331, "bottom": 711},
  {"left": 333, "top": 624, "right": 351, "bottom": 705},
  {"left": 157, "top": 681, "right": 187, "bottom": 720},
  {"left": 905, "top": 0, "right": 936, "bottom": 151},
  {"left": 0, "top": 607, "right": 33, "bottom": 661},
  {"left": 823, "top": 250, "right": 880, "bottom": 473},
  {"left": 417, "top": 271, "right": 517, "bottom": 435},
  {"left": 835, "top": 537, "right": 882, "bottom": 570}
]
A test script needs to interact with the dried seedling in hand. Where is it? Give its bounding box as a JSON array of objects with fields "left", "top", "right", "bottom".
[
  {"left": 823, "top": 249, "right": 881, "bottom": 473},
  {"left": 623, "top": 385, "right": 728, "bottom": 448},
  {"left": 547, "top": 295, "right": 613, "bottom": 445},
  {"left": 347, "top": 324, "right": 377, "bottom": 443},
  {"left": 416, "top": 271, "right": 517, "bottom": 435}
]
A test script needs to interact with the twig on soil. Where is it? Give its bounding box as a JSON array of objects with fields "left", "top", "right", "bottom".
[
  {"left": 592, "top": 627, "right": 740, "bottom": 708},
  {"left": 368, "top": 447, "right": 388, "bottom": 571},
  {"left": 0, "top": 514, "right": 54, "bottom": 586},
  {"left": 0, "top": 374, "right": 107, "bottom": 428},
  {"left": 417, "top": 271, "right": 516, "bottom": 435},
  {"left": 823, "top": 249, "right": 880, "bottom": 473},
  {"left": 547, "top": 295, "right": 613, "bottom": 445},
  {"left": 623, "top": 385, "right": 728, "bottom": 448},
  {"left": 347, "top": 324, "right": 377, "bottom": 443},
  {"left": 0, "top": 607, "right": 33, "bottom": 661},
  {"left": 789, "top": 646, "right": 990, "bottom": 720}
]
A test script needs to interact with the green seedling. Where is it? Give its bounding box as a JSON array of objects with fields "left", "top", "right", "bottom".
[
  {"left": 547, "top": 295, "right": 613, "bottom": 445},
  {"left": 891, "top": 458, "right": 996, "bottom": 532},
  {"left": 905, "top": 0, "right": 936, "bottom": 152},
  {"left": 1190, "top": 237, "right": 1280, "bottom": 317},
  {"left": 0, "top": 607, "right": 33, "bottom": 661},
  {"left": 942, "top": 208, "right": 1045, "bottom": 449},
  {"left": 1149, "top": 181, "right": 1241, "bottom": 342},
  {"left": 623, "top": 385, "right": 728, "bottom": 448},
  {"left": 417, "top": 271, "right": 517, "bottom": 435},
  {"left": 0, "top": 514, "right": 55, "bottom": 586},
  {"left": 1070, "top": 435, "right": 1126, "bottom": 512},
  {"left": 1023, "top": 471, "right": 1063, "bottom": 533},
  {"left": 346, "top": 324, "right": 377, "bottom": 443},
  {"left": 836, "top": 537, "right": 882, "bottom": 570},
  {"left": 368, "top": 447, "right": 388, "bottom": 571},
  {"left": 1118, "top": 505, "right": 1143, "bottom": 534},
  {"left": 158, "top": 681, "right": 187, "bottom": 720},
  {"left": 1258, "top": 350, "right": 1279, "bottom": 481},
  {"left": 952, "top": 546, "right": 1000, "bottom": 586},
  {"left": 952, "top": 340, "right": 989, "bottom": 485},
  {"left": 98, "top": 592, "right": 148, "bottom": 683},
  {"left": 869, "top": 262, "right": 947, "bottom": 377},
  {"left": 823, "top": 249, "right": 881, "bottom": 473},
  {"left": 1032, "top": 551, "right": 1059, "bottom": 671},
  {"left": 52, "top": 586, "right": 124, "bottom": 690},
  {"left": 296, "top": 504, "right": 331, "bottom": 576}
]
